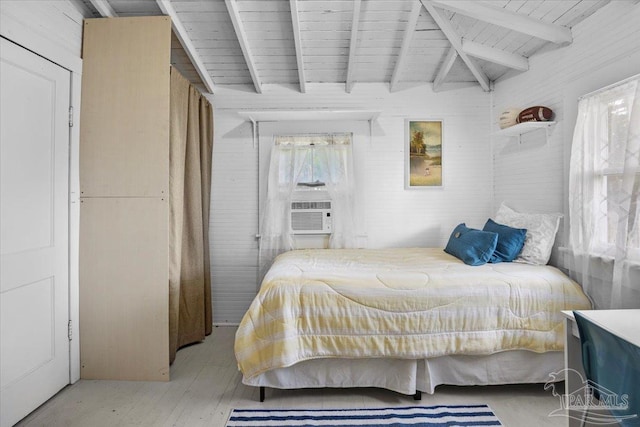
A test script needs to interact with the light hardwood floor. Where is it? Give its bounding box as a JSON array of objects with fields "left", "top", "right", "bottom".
[{"left": 18, "top": 326, "right": 566, "bottom": 427}]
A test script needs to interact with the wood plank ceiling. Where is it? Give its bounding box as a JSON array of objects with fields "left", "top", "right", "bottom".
[{"left": 82, "top": 0, "right": 612, "bottom": 94}]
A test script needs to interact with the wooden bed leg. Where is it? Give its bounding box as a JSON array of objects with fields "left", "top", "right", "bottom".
[
  {"left": 259, "top": 386, "right": 265, "bottom": 402},
  {"left": 413, "top": 390, "right": 422, "bottom": 401}
]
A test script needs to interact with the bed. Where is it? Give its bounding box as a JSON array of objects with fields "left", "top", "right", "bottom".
[{"left": 234, "top": 247, "right": 591, "bottom": 400}]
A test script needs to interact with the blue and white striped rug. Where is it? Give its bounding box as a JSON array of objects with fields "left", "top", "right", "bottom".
[{"left": 226, "top": 404, "right": 502, "bottom": 426}]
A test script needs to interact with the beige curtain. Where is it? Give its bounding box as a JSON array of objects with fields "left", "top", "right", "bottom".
[{"left": 169, "top": 67, "right": 214, "bottom": 363}]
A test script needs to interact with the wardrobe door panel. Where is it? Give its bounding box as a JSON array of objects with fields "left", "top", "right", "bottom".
[
  {"left": 80, "top": 16, "right": 170, "bottom": 197},
  {"left": 80, "top": 197, "right": 169, "bottom": 381}
]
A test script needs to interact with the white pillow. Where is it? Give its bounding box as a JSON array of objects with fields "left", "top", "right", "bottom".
[{"left": 495, "top": 203, "right": 562, "bottom": 265}]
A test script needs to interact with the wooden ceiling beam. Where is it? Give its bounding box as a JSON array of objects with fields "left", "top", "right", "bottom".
[
  {"left": 89, "top": 0, "right": 117, "bottom": 17},
  {"left": 289, "top": 0, "right": 306, "bottom": 93},
  {"left": 345, "top": 0, "right": 362, "bottom": 94},
  {"left": 431, "top": 0, "right": 572, "bottom": 44},
  {"left": 421, "top": 1, "right": 490, "bottom": 91},
  {"left": 462, "top": 39, "right": 529, "bottom": 71},
  {"left": 156, "top": 0, "right": 216, "bottom": 94},
  {"left": 224, "top": 0, "right": 262, "bottom": 94},
  {"left": 390, "top": 0, "right": 422, "bottom": 92},
  {"left": 432, "top": 47, "right": 457, "bottom": 92}
]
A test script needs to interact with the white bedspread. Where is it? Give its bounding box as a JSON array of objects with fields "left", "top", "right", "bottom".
[{"left": 235, "top": 248, "right": 591, "bottom": 380}]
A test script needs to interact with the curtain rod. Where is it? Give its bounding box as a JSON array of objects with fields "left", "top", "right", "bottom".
[{"left": 578, "top": 73, "right": 640, "bottom": 101}]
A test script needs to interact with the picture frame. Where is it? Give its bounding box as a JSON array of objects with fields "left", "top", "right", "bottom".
[{"left": 405, "top": 119, "right": 443, "bottom": 189}]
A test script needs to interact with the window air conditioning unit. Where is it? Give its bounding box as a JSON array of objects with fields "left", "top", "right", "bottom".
[{"left": 290, "top": 201, "right": 332, "bottom": 235}]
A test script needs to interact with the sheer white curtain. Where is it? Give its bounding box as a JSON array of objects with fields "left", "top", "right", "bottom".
[
  {"left": 314, "top": 143, "right": 356, "bottom": 249},
  {"left": 258, "top": 134, "right": 357, "bottom": 279},
  {"left": 258, "top": 143, "right": 309, "bottom": 279},
  {"left": 568, "top": 76, "right": 640, "bottom": 309}
]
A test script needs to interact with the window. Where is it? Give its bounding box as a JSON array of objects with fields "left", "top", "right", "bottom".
[
  {"left": 569, "top": 76, "right": 640, "bottom": 309},
  {"left": 591, "top": 90, "right": 640, "bottom": 253},
  {"left": 259, "top": 132, "right": 356, "bottom": 267},
  {"left": 274, "top": 133, "right": 351, "bottom": 188}
]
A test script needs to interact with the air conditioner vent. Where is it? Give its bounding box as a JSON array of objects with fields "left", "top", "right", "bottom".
[
  {"left": 292, "top": 211, "right": 323, "bottom": 231},
  {"left": 291, "top": 201, "right": 331, "bottom": 210},
  {"left": 290, "top": 200, "right": 332, "bottom": 234}
]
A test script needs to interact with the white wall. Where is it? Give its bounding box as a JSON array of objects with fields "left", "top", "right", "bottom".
[
  {"left": 491, "top": 1, "right": 640, "bottom": 266},
  {"left": 0, "top": 1, "right": 86, "bottom": 59},
  {"left": 208, "top": 83, "right": 492, "bottom": 323}
]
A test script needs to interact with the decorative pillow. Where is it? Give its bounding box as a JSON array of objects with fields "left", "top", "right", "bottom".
[
  {"left": 483, "top": 218, "right": 527, "bottom": 263},
  {"left": 495, "top": 203, "right": 562, "bottom": 265},
  {"left": 444, "top": 223, "right": 498, "bottom": 266}
]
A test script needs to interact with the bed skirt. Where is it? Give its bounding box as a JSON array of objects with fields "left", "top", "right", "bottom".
[{"left": 241, "top": 350, "right": 563, "bottom": 395}]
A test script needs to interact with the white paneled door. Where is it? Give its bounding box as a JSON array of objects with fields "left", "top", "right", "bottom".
[{"left": 0, "top": 38, "right": 70, "bottom": 427}]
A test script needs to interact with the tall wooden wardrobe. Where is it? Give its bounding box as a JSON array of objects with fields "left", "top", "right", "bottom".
[{"left": 79, "top": 16, "right": 171, "bottom": 381}]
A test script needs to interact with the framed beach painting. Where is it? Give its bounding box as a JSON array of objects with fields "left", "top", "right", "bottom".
[{"left": 405, "top": 119, "right": 443, "bottom": 189}]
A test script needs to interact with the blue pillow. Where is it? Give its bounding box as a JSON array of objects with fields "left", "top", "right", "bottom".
[
  {"left": 483, "top": 218, "right": 527, "bottom": 263},
  {"left": 444, "top": 223, "right": 498, "bottom": 266}
]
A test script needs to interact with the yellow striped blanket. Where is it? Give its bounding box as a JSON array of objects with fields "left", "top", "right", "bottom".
[{"left": 235, "top": 248, "right": 591, "bottom": 380}]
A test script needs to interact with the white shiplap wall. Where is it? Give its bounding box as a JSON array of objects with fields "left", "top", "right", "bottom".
[
  {"left": 208, "top": 111, "right": 260, "bottom": 325},
  {"left": 208, "top": 83, "right": 492, "bottom": 323},
  {"left": 0, "top": 0, "right": 86, "bottom": 58},
  {"left": 491, "top": 0, "right": 640, "bottom": 267}
]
